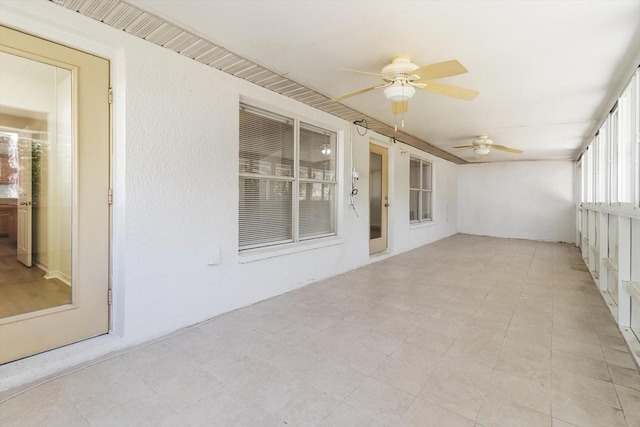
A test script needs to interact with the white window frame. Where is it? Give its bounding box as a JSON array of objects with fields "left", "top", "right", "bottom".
[
  {"left": 409, "top": 156, "right": 433, "bottom": 224},
  {"left": 238, "top": 103, "right": 338, "bottom": 252}
]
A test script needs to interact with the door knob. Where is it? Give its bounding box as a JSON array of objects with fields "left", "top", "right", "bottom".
[{"left": 384, "top": 203, "right": 390, "bottom": 207}]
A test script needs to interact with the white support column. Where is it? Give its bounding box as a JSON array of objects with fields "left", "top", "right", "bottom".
[
  {"left": 588, "top": 210, "right": 597, "bottom": 273},
  {"left": 618, "top": 216, "right": 631, "bottom": 327},
  {"left": 581, "top": 208, "right": 589, "bottom": 259},
  {"left": 598, "top": 212, "right": 609, "bottom": 291}
]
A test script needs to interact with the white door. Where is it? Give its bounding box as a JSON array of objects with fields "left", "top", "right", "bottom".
[
  {"left": 17, "top": 136, "right": 32, "bottom": 267},
  {"left": 0, "top": 25, "right": 111, "bottom": 364}
]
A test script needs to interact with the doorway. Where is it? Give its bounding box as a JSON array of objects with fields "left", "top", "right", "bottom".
[
  {"left": 369, "top": 143, "right": 388, "bottom": 255},
  {"left": 0, "top": 26, "right": 110, "bottom": 363}
]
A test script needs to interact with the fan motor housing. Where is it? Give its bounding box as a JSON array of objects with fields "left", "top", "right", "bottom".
[{"left": 382, "top": 56, "right": 419, "bottom": 81}]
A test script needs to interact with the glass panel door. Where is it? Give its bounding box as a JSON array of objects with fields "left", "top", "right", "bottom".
[
  {"left": 369, "top": 144, "right": 388, "bottom": 254},
  {"left": 0, "top": 26, "right": 110, "bottom": 363}
]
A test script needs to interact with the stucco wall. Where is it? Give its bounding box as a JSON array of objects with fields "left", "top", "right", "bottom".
[
  {"left": 0, "top": 0, "right": 459, "bottom": 387},
  {"left": 458, "top": 160, "right": 575, "bottom": 242}
]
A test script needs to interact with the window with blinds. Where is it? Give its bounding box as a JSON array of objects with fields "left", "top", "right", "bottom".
[
  {"left": 409, "top": 157, "right": 433, "bottom": 223},
  {"left": 239, "top": 104, "right": 337, "bottom": 250}
]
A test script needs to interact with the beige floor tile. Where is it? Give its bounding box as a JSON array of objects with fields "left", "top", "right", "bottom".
[
  {"left": 166, "top": 328, "right": 228, "bottom": 365},
  {"left": 322, "top": 402, "right": 386, "bottom": 427},
  {"left": 419, "top": 369, "right": 489, "bottom": 421},
  {"left": 134, "top": 347, "right": 201, "bottom": 389},
  {"left": 149, "top": 366, "right": 225, "bottom": 411},
  {"left": 274, "top": 382, "right": 339, "bottom": 425},
  {"left": 476, "top": 398, "right": 552, "bottom": 427},
  {"left": 551, "top": 336, "right": 605, "bottom": 361},
  {"left": 85, "top": 392, "right": 176, "bottom": 427},
  {"left": 551, "top": 350, "right": 611, "bottom": 382},
  {"left": 268, "top": 321, "right": 322, "bottom": 347},
  {"left": 345, "top": 377, "right": 416, "bottom": 425},
  {"left": 61, "top": 358, "right": 153, "bottom": 417},
  {"left": 144, "top": 413, "right": 190, "bottom": 427},
  {"left": 177, "top": 387, "right": 256, "bottom": 426},
  {"left": 404, "top": 398, "right": 475, "bottom": 427},
  {"left": 598, "top": 333, "right": 629, "bottom": 352},
  {"left": 277, "top": 304, "right": 340, "bottom": 331},
  {"left": 609, "top": 364, "right": 640, "bottom": 391},
  {"left": 615, "top": 384, "right": 640, "bottom": 425},
  {"left": 551, "top": 389, "right": 627, "bottom": 427},
  {"left": 298, "top": 357, "right": 368, "bottom": 400},
  {"left": 372, "top": 357, "right": 432, "bottom": 396},
  {"left": 603, "top": 346, "right": 637, "bottom": 369},
  {"left": 4, "top": 235, "right": 640, "bottom": 427},
  {"left": 391, "top": 340, "right": 448, "bottom": 371},
  {"left": 485, "top": 370, "right": 551, "bottom": 415},
  {"left": 551, "top": 367, "right": 621, "bottom": 409},
  {"left": 551, "top": 419, "right": 577, "bottom": 427},
  {"left": 0, "top": 380, "right": 85, "bottom": 427}
]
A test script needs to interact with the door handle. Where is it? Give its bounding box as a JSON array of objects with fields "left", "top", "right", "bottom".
[{"left": 384, "top": 203, "right": 390, "bottom": 207}]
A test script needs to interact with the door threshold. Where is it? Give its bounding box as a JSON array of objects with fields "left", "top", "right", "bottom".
[{"left": 369, "top": 251, "right": 391, "bottom": 263}]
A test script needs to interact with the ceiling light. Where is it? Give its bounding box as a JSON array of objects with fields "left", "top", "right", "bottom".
[
  {"left": 384, "top": 82, "right": 415, "bottom": 102},
  {"left": 321, "top": 143, "right": 331, "bottom": 156},
  {"left": 474, "top": 146, "right": 491, "bottom": 156}
]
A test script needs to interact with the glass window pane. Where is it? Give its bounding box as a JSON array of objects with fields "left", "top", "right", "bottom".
[
  {"left": 370, "top": 152, "right": 382, "bottom": 239},
  {"left": 239, "top": 177, "right": 292, "bottom": 247},
  {"left": 619, "top": 76, "right": 635, "bottom": 203},
  {"left": 0, "top": 52, "right": 73, "bottom": 318},
  {"left": 239, "top": 108, "right": 294, "bottom": 176},
  {"left": 409, "top": 190, "right": 419, "bottom": 222},
  {"left": 610, "top": 110, "right": 618, "bottom": 204},
  {"left": 299, "top": 183, "right": 335, "bottom": 238},
  {"left": 409, "top": 157, "right": 420, "bottom": 188},
  {"left": 421, "top": 191, "right": 432, "bottom": 221},
  {"left": 300, "top": 124, "right": 335, "bottom": 181},
  {"left": 422, "top": 161, "right": 432, "bottom": 190}
]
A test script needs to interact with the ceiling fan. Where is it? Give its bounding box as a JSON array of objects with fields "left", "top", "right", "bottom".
[
  {"left": 453, "top": 135, "right": 523, "bottom": 156},
  {"left": 334, "top": 55, "right": 479, "bottom": 116}
]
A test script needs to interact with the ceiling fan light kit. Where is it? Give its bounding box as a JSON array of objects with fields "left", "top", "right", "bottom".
[
  {"left": 335, "top": 56, "right": 479, "bottom": 123},
  {"left": 453, "top": 135, "right": 524, "bottom": 158},
  {"left": 383, "top": 82, "right": 415, "bottom": 102},
  {"left": 474, "top": 146, "right": 491, "bottom": 156}
]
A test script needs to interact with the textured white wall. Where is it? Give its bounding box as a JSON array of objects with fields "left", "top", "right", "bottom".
[
  {"left": 458, "top": 161, "right": 575, "bottom": 242},
  {"left": 391, "top": 144, "right": 458, "bottom": 254},
  {"left": 0, "top": 0, "right": 459, "bottom": 387}
]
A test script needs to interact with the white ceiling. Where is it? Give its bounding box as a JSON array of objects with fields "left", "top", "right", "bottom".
[{"left": 132, "top": 0, "right": 640, "bottom": 163}]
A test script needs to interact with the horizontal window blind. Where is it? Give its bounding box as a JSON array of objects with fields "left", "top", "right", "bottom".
[
  {"left": 239, "top": 104, "right": 337, "bottom": 250},
  {"left": 239, "top": 106, "right": 294, "bottom": 177},
  {"left": 239, "top": 106, "right": 294, "bottom": 248}
]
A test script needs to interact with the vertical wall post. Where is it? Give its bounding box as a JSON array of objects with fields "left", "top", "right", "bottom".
[
  {"left": 599, "top": 212, "right": 609, "bottom": 291},
  {"left": 618, "top": 216, "right": 632, "bottom": 327}
]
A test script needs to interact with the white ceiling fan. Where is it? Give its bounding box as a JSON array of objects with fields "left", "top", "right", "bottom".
[
  {"left": 334, "top": 56, "right": 479, "bottom": 116},
  {"left": 453, "top": 135, "right": 523, "bottom": 156}
]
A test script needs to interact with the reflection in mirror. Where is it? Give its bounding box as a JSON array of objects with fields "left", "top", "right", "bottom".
[{"left": 0, "top": 51, "right": 72, "bottom": 319}]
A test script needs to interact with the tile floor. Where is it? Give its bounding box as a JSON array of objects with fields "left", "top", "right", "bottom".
[{"left": 1, "top": 234, "right": 640, "bottom": 426}]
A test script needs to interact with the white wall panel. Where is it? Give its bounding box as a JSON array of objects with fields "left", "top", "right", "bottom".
[{"left": 458, "top": 161, "right": 575, "bottom": 242}]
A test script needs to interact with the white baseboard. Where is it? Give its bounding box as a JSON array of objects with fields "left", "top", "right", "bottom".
[{"left": 44, "top": 270, "right": 71, "bottom": 287}]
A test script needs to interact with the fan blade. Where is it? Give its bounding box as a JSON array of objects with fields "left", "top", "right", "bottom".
[
  {"left": 333, "top": 85, "right": 380, "bottom": 102},
  {"left": 417, "top": 81, "right": 479, "bottom": 100},
  {"left": 340, "top": 68, "right": 384, "bottom": 77},
  {"left": 391, "top": 101, "right": 409, "bottom": 115},
  {"left": 412, "top": 59, "right": 468, "bottom": 80},
  {"left": 452, "top": 145, "right": 475, "bottom": 149},
  {"left": 492, "top": 144, "right": 523, "bottom": 154}
]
